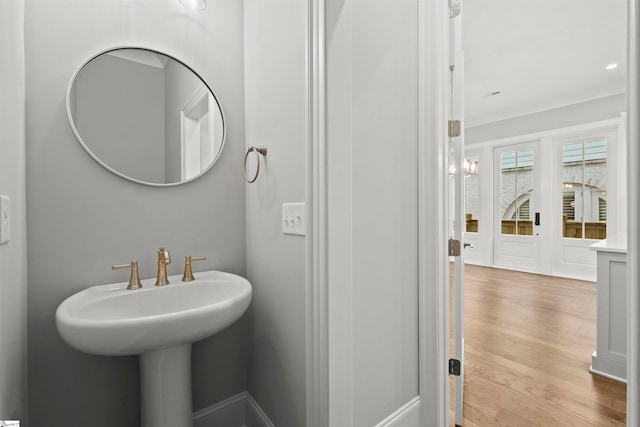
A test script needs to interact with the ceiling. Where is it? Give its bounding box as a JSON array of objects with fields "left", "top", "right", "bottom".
[{"left": 463, "top": 0, "right": 627, "bottom": 127}]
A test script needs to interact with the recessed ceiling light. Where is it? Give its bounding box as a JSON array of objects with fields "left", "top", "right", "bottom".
[
  {"left": 606, "top": 63, "right": 618, "bottom": 70},
  {"left": 179, "top": 0, "right": 206, "bottom": 11}
]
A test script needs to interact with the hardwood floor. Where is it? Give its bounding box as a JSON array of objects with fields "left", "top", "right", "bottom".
[{"left": 450, "top": 264, "right": 626, "bottom": 426}]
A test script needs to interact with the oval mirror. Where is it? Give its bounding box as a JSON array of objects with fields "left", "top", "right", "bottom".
[{"left": 67, "top": 47, "right": 225, "bottom": 186}]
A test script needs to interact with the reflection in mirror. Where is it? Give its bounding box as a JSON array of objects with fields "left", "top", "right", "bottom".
[{"left": 67, "top": 48, "right": 225, "bottom": 186}]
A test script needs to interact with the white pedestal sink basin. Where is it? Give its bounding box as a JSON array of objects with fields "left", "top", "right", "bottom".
[{"left": 55, "top": 270, "right": 252, "bottom": 427}]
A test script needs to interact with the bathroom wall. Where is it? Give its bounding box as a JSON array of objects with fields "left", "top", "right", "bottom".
[
  {"left": 326, "top": 0, "right": 420, "bottom": 424},
  {"left": 243, "top": 1, "right": 308, "bottom": 425},
  {"left": 0, "top": 0, "right": 28, "bottom": 422},
  {"left": 25, "top": 1, "right": 246, "bottom": 426}
]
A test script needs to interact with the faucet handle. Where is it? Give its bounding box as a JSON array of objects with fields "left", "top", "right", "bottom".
[
  {"left": 112, "top": 261, "right": 142, "bottom": 290},
  {"left": 158, "top": 247, "right": 171, "bottom": 265},
  {"left": 182, "top": 256, "right": 206, "bottom": 282}
]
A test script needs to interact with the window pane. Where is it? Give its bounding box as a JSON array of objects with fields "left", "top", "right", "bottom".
[
  {"left": 561, "top": 140, "right": 607, "bottom": 240},
  {"left": 562, "top": 191, "right": 575, "bottom": 220},
  {"left": 517, "top": 195, "right": 533, "bottom": 235},
  {"left": 516, "top": 150, "right": 534, "bottom": 236},
  {"left": 563, "top": 142, "right": 583, "bottom": 163},
  {"left": 516, "top": 149, "right": 533, "bottom": 194},
  {"left": 500, "top": 152, "right": 516, "bottom": 194},
  {"left": 584, "top": 139, "right": 607, "bottom": 161},
  {"left": 598, "top": 191, "right": 607, "bottom": 221},
  {"left": 500, "top": 149, "right": 535, "bottom": 236},
  {"left": 562, "top": 190, "right": 581, "bottom": 238},
  {"left": 500, "top": 193, "right": 516, "bottom": 235},
  {"left": 516, "top": 149, "right": 533, "bottom": 168},
  {"left": 464, "top": 156, "right": 479, "bottom": 233},
  {"left": 516, "top": 196, "right": 531, "bottom": 220},
  {"left": 585, "top": 188, "right": 607, "bottom": 239}
]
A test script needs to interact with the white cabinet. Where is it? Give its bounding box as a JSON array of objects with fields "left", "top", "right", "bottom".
[{"left": 590, "top": 234, "right": 627, "bottom": 383}]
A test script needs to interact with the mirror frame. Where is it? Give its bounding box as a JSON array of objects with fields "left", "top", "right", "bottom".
[{"left": 66, "top": 46, "right": 226, "bottom": 187}]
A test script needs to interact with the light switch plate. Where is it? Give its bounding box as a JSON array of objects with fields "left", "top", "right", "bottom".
[
  {"left": 0, "top": 195, "right": 10, "bottom": 245},
  {"left": 282, "top": 202, "right": 306, "bottom": 236}
]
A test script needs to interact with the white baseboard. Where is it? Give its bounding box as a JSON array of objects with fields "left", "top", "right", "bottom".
[
  {"left": 590, "top": 351, "right": 627, "bottom": 383},
  {"left": 193, "top": 391, "right": 275, "bottom": 427},
  {"left": 245, "top": 393, "right": 276, "bottom": 427},
  {"left": 195, "top": 393, "right": 421, "bottom": 427},
  {"left": 375, "top": 397, "right": 422, "bottom": 427}
]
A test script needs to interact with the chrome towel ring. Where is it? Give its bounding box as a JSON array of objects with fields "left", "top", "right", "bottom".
[{"left": 244, "top": 146, "right": 267, "bottom": 183}]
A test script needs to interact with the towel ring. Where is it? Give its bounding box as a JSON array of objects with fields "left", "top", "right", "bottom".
[{"left": 244, "top": 146, "right": 267, "bottom": 183}]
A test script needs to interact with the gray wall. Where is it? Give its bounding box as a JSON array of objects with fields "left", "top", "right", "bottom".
[
  {"left": 75, "top": 54, "right": 166, "bottom": 183},
  {"left": 351, "top": 2, "right": 419, "bottom": 422},
  {"left": 25, "top": 1, "right": 245, "bottom": 426},
  {"left": 244, "top": 1, "right": 308, "bottom": 425},
  {"left": 0, "top": 0, "right": 28, "bottom": 422},
  {"left": 466, "top": 93, "right": 626, "bottom": 144},
  {"left": 326, "top": 0, "right": 420, "bottom": 423}
]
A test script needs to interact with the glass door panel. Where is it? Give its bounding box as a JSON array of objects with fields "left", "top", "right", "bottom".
[
  {"left": 464, "top": 156, "right": 479, "bottom": 233},
  {"left": 500, "top": 193, "right": 517, "bottom": 235},
  {"left": 561, "top": 139, "right": 607, "bottom": 240},
  {"left": 499, "top": 149, "right": 534, "bottom": 236}
]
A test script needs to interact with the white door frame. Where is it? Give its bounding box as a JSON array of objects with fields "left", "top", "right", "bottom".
[
  {"left": 306, "top": 0, "right": 638, "bottom": 425},
  {"left": 306, "top": 0, "right": 329, "bottom": 425},
  {"left": 626, "top": 0, "right": 639, "bottom": 423},
  {"left": 416, "top": 0, "right": 451, "bottom": 423}
]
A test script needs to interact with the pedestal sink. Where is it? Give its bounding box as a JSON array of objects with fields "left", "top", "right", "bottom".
[{"left": 55, "top": 270, "right": 252, "bottom": 427}]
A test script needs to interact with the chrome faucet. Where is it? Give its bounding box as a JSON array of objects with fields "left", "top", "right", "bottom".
[{"left": 155, "top": 247, "right": 171, "bottom": 286}]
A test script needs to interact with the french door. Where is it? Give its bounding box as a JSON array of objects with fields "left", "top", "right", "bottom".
[{"left": 493, "top": 142, "right": 543, "bottom": 272}]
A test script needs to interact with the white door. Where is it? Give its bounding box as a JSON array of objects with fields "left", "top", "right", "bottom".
[
  {"left": 450, "top": 140, "right": 466, "bottom": 426},
  {"left": 493, "top": 142, "right": 543, "bottom": 272},
  {"left": 449, "top": 4, "right": 465, "bottom": 424}
]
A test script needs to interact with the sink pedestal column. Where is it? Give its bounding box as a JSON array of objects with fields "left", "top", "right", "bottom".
[{"left": 140, "top": 343, "right": 193, "bottom": 427}]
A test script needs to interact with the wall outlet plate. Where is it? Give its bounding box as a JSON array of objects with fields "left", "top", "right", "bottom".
[
  {"left": 0, "top": 195, "right": 10, "bottom": 245},
  {"left": 282, "top": 202, "right": 306, "bottom": 236}
]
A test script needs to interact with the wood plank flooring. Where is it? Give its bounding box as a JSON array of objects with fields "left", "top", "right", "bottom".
[{"left": 450, "top": 264, "right": 626, "bottom": 426}]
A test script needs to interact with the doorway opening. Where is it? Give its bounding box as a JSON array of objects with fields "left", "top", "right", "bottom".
[{"left": 450, "top": 0, "right": 628, "bottom": 424}]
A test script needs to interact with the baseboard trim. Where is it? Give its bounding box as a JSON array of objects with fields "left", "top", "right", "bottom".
[
  {"left": 375, "top": 396, "right": 421, "bottom": 427},
  {"left": 193, "top": 391, "right": 275, "bottom": 427},
  {"left": 246, "top": 393, "right": 276, "bottom": 427},
  {"left": 590, "top": 365, "right": 628, "bottom": 384},
  {"left": 590, "top": 351, "right": 627, "bottom": 383},
  {"left": 195, "top": 393, "right": 420, "bottom": 427},
  {"left": 193, "top": 392, "right": 247, "bottom": 421}
]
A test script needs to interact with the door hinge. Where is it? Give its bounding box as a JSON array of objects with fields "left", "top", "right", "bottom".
[
  {"left": 448, "top": 120, "right": 461, "bottom": 138},
  {"left": 448, "top": 238, "right": 461, "bottom": 256},
  {"left": 449, "top": 358, "right": 461, "bottom": 376}
]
